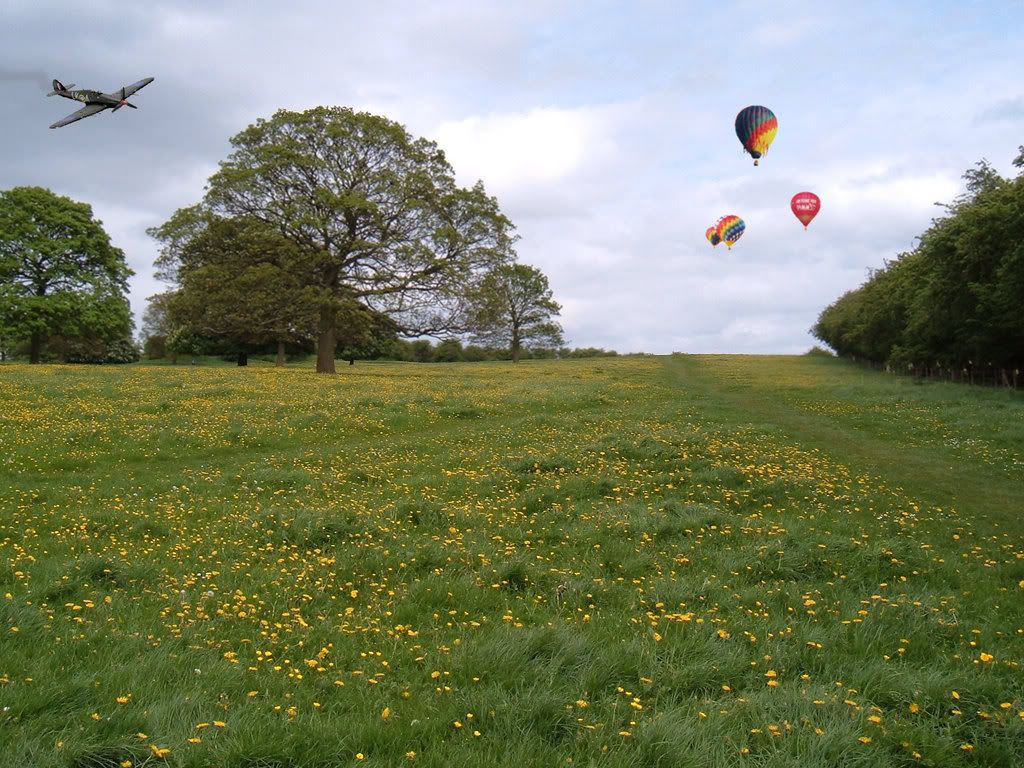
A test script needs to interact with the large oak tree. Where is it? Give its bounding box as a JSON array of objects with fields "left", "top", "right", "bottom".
[
  {"left": 152, "top": 107, "right": 515, "bottom": 373},
  {"left": 0, "top": 186, "right": 133, "bottom": 363}
]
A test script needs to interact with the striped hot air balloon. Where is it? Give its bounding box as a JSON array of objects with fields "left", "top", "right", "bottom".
[
  {"left": 706, "top": 225, "right": 721, "bottom": 246},
  {"left": 735, "top": 106, "right": 777, "bottom": 166},
  {"left": 716, "top": 215, "right": 745, "bottom": 249}
]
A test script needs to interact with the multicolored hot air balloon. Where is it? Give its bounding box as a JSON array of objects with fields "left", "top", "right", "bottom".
[
  {"left": 716, "top": 215, "right": 745, "bottom": 249},
  {"left": 735, "top": 106, "right": 777, "bottom": 166},
  {"left": 790, "top": 191, "right": 820, "bottom": 229},
  {"left": 706, "top": 225, "right": 721, "bottom": 246}
]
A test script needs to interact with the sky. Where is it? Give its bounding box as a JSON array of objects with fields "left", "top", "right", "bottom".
[{"left": 2, "top": 0, "right": 1023, "bottom": 354}]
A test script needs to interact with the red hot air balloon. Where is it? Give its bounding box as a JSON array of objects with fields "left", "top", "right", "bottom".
[
  {"left": 706, "top": 226, "right": 721, "bottom": 246},
  {"left": 791, "top": 192, "right": 820, "bottom": 229}
]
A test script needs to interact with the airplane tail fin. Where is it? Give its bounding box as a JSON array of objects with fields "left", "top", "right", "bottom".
[{"left": 46, "top": 79, "right": 74, "bottom": 96}]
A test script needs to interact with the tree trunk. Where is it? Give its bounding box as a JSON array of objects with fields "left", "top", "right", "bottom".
[
  {"left": 170, "top": 351, "right": 179, "bottom": 364},
  {"left": 237, "top": 351, "right": 248, "bottom": 367},
  {"left": 316, "top": 305, "right": 337, "bottom": 374},
  {"left": 276, "top": 339, "right": 286, "bottom": 368},
  {"left": 30, "top": 332, "right": 43, "bottom": 364},
  {"left": 511, "top": 329, "right": 521, "bottom": 363}
]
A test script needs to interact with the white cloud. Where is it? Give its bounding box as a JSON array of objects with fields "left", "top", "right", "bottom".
[{"left": 435, "top": 106, "right": 622, "bottom": 192}]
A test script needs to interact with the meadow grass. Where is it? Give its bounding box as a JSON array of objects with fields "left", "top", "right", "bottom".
[{"left": 1, "top": 355, "right": 1022, "bottom": 767}]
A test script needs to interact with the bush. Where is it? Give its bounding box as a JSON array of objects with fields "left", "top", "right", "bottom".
[
  {"left": 434, "top": 339, "right": 464, "bottom": 362},
  {"left": 561, "top": 347, "right": 618, "bottom": 359},
  {"left": 461, "top": 344, "right": 491, "bottom": 362},
  {"left": 410, "top": 339, "right": 434, "bottom": 362},
  {"left": 45, "top": 335, "right": 141, "bottom": 364}
]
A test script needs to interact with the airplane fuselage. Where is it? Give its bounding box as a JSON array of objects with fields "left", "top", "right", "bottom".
[{"left": 59, "top": 89, "right": 121, "bottom": 107}]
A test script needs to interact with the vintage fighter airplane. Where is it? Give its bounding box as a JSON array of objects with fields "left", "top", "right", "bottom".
[{"left": 47, "top": 77, "right": 154, "bottom": 129}]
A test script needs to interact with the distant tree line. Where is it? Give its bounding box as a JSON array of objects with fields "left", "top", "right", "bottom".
[
  {"left": 380, "top": 341, "right": 617, "bottom": 363},
  {"left": 381, "top": 340, "right": 618, "bottom": 363},
  {"left": 140, "top": 332, "right": 617, "bottom": 365},
  {"left": 813, "top": 148, "right": 1024, "bottom": 380}
]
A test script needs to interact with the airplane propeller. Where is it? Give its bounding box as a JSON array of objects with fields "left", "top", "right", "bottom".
[{"left": 112, "top": 87, "right": 138, "bottom": 112}]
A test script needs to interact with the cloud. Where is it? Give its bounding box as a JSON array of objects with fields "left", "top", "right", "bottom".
[
  {"left": 437, "top": 107, "right": 614, "bottom": 189},
  {"left": 434, "top": 104, "right": 631, "bottom": 228},
  {"left": 976, "top": 96, "right": 1024, "bottom": 124}
]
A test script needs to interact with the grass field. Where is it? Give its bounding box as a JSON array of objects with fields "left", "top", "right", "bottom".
[{"left": 1, "top": 355, "right": 1023, "bottom": 767}]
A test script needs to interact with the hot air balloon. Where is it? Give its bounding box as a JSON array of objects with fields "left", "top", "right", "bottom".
[
  {"left": 706, "top": 226, "right": 721, "bottom": 246},
  {"left": 716, "top": 215, "right": 745, "bottom": 249},
  {"left": 735, "top": 106, "right": 777, "bottom": 166},
  {"left": 791, "top": 192, "right": 820, "bottom": 229}
]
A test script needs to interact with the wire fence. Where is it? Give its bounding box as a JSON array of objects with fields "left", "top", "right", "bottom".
[{"left": 848, "top": 358, "right": 1021, "bottom": 389}]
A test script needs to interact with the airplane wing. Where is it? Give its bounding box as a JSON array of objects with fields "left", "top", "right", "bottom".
[
  {"left": 49, "top": 103, "right": 107, "bottom": 129},
  {"left": 114, "top": 77, "right": 154, "bottom": 99}
]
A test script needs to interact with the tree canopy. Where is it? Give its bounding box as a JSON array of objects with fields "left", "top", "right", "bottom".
[
  {"left": 151, "top": 107, "right": 516, "bottom": 372},
  {"left": 466, "top": 263, "right": 564, "bottom": 362},
  {"left": 813, "top": 155, "right": 1024, "bottom": 373},
  {"left": 0, "top": 186, "right": 133, "bottom": 363}
]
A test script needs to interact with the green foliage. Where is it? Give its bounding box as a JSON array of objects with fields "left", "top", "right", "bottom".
[
  {"left": 560, "top": 346, "right": 619, "bottom": 358},
  {"left": 0, "top": 186, "right": 134, "bottom": 363},
  {"left": 466, "top": 263, "right": 564, "bottom": 362},
  {"left": 335, "top": 299, "right": 397, "bottom": 362},
  {"left": 140, "top": 291, "right": 176, "bottom": 358},
  {"left": 814, "top": 153, "right": 1024, "bottom": 370},
  {"left": 409, "top": 339, "right": 434, "bottom": 363},
  {"left": 433, "top": 338, "right": 464, "bottom": 362},
  {"left": 45, "top": 335, "right": 140, "bottom": 364},
  {"left": 161, "top": 217, "right": 321, "bottom": 363},
  {"left": 142, "top": 335, "right": 167, "bottom": 360},
  {"left": 804, "top": 345, "right": 834, "bottom": 357}
]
